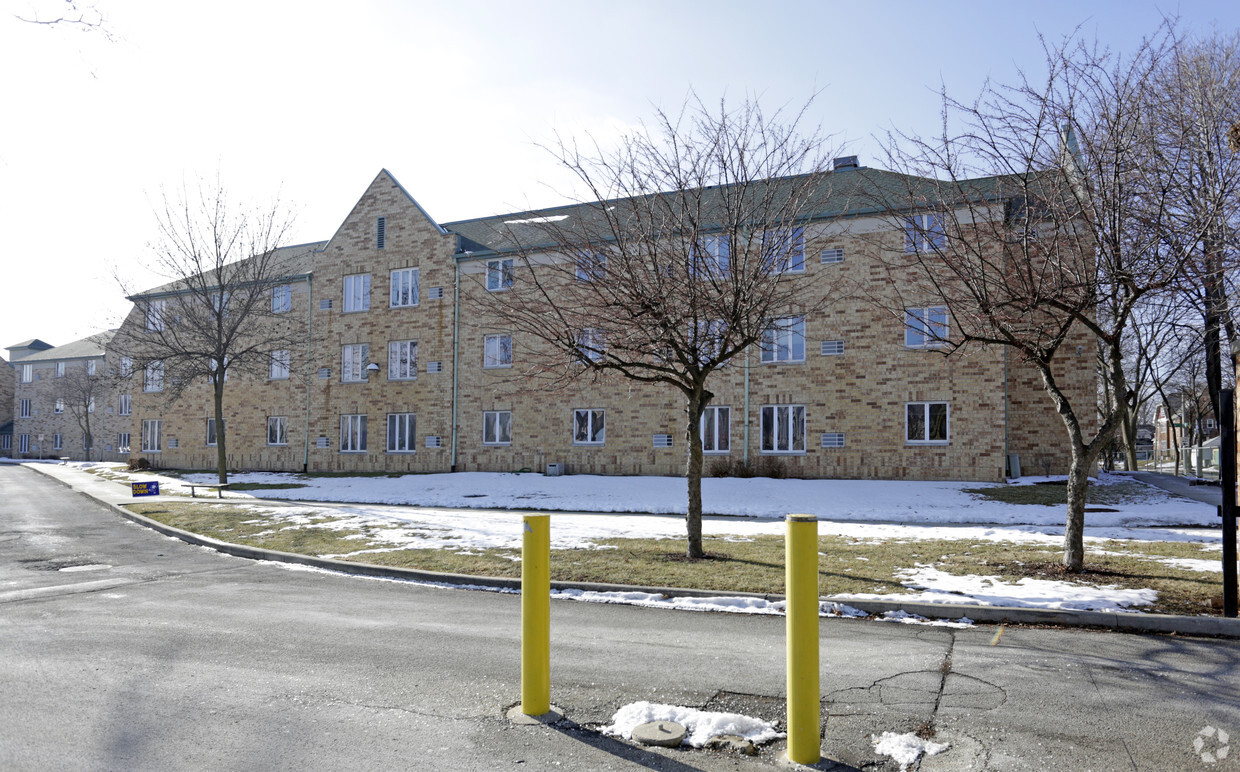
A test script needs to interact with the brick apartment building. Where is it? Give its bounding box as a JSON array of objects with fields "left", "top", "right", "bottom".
[
  {"left": 3, "top": 333, "right": 128, "bottom": 462},
  {"left": 91, "top": 164, "right": 1094, "bottom": 481}
]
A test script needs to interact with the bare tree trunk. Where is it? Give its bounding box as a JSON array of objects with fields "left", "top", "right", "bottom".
[
  {"left": 1205, "top": 263, "right": 1225, "bottom": 425},
  {"left": 1063, "top": 443, "right": 1093, "bottom": 571},
  {"left": 1121, "top": 406, "right": 1138, "bottom": 471},
  {"left": 213, "top": 376, "right": 228, "bottom": 484},
  {"left": 684, "top": 389, "right": 710, "bottom": 560},
  {"left": 83, "top": 413, "right": 92, "bottom": 462}
]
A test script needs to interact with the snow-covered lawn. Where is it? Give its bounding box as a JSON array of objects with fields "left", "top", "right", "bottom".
[
  {"left": 76, "top": 463, "right": 1231, "bottom": 614},
  {"left": 124, "top": 467, "right": 1215, "bottom": 527}
]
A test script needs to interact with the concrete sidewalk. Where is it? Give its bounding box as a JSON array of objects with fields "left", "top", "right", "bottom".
[
  {"left": 22, "top": 460, "right": 1240, "bottom": 638},
  {"left": 1131, "top": 470, "right": 1224, "bottom": 507}
]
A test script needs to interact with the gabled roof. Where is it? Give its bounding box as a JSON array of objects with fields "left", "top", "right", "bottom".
[
  {"left": 17, "top": 330, "right": 116, "bottom": 362},
  {"left": 440, "top": 166, "right": 1016, "bottom": 257},
  {"left": 5, "top": 339, "right": 54, "bottom": 355},
  {"left": 129, "top": 241, "right": 327, "bottom": 300}
]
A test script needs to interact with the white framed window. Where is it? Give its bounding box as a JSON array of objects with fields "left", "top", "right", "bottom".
[
  {"left": 340, "top": 414, "right": 368, "bottom": 453},
  {"left": 483, "top": 411, "right": 512, "bottom": 445},
  {"left": 1, "top": 435, "right": 10, "bottom": 451},
  {"left": 577, "top": 328, "right": 605, "bottom": 362},
  {"left": 87, "top": 360, "right": 97, "bottom": 376},
  {"left": 210, "top": 290, "right": 231, "bottom": 317},
  {"left": 761, "top": 317, "right": 806, "bottom": 363},
  {"left": 54, "top": 399, "right": 64, "bottom": 414},
  {"left": 268, "top": 416, "right": 288, "bottom": 446},
  {"left": 55, "top": 361, "right": 65, "bottom": 378},
  {"left": 141, "top": 420, "right": 162, "bottom": 453},
  {"left": 19, "top": 399, "right": 31, "bottom": 418},
  {"left": 144, "top": 361, "right": 164, "bottom": 392},
  {"left": 692, "top": 234, "right": 730, "bottom": 275},
  {"left": 907, "top": 402, "right": 950, "bottom": 445},
  {"left": 145, "top": 299, "right": 167, "bottom": 331},
  {"left": 119, "top": 356, "right": 133, "bottom": 378},
  {"left": 390, "top": 267, "right": 419, "bottom": 307},
  {"left": 341, "top": 344, "right": 370, "bottom": 382},
  {"left": 576, "top": 251, "right": 606, "bottom": 282},
  {"left": 376, "top": 216, "right": 386, "bottom": 249},
  {"left": 573, "top": 408, "right": 605, "bottom": 445},
  {"left": 272, "top": 284, "right": 292, "bottom": 313},
  {"left": 388, "top": 340, "right": 418, "bottom": 380},
  {"left": 387, "top": 413, "right": 416, "bottom": 453},
  {"left": 761, "top": 404, "right": 806, "bottom": 454},
  {"left": 20, "top": 434, "right": 30, "bottom": 454},
  {"left": 83, "top": 434, "right": 93, "bottom": 451},
  {"left": 117, "top": 433, "right": 130, "bottom": 452},
  {"left": 21, "top": 363, "right": 32, "bottom": 383},
  {"left": 765, "top": 227, "right": 805, "bottom": 273},
  {"left": 905, "top": 213, "right": 945, "bottom": 253},
  {"left": 484, "top": 334, "right": 512, "bottom": 368},
  {"left": 905, "top": 307, "right": 948, "bottom": 348},
  {"left": 269, "top": 349, "right": 291, "bottom": 380},
  {"left": 119, "top": 394, "right": 132, "bottom": 416},
  {"left": 701, "top": 405, "right": 730, "bottom": 454},
  {"left": 691, "top": 320, "right": 726, "bottom": 364},
  {"left": 486, "top": 259, "right": 514, "bottom": 291},
  {"left": 343, "top": 273, "right": 371, "bottom": 312},
  {"left": 53, "top": 433, "right": 63, "bottom": 451},
  {"left": 87, "top": 397, "right": 95, "bottom": 414},
  {"left": 206, "top": 418, "right": 218, "bottom": 446}
]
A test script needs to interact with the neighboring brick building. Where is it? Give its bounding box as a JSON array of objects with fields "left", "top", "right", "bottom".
[
  {"left": 5, "top": 333, "right": 127, "bottom": 461},
  {"left": 0, "top": 353, "right": 15, "bottom": 456},
  {"left": 115, "top": 166, "right": 1095, "bottom": 482}
]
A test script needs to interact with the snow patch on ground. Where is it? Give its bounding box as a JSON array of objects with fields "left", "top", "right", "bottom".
[
  {"left": 873, "top": 731, "right": 950, "bottom": 770},
  {"left": 876, "top": 610, "right": 975, "bottom": 628},
  {"left": 602, "top": 701, "right": 784, "bottom": 748},
  {"left": 842, "top": 564, "right": 1158, "bottom": 612}
]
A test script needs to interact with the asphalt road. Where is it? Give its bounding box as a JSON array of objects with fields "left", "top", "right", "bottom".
[{"left": 2, "top": 463, "right": 1238, "bottom": 771}]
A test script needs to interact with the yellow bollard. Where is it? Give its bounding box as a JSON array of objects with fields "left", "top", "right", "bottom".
[
  {"left": 785, "top": 514, "right": 821, "bottom": 765},
  {"left": 521, "top": 514, "right": 551, "bottom": 716}
]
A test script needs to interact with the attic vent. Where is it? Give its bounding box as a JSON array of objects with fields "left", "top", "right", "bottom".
[
  {"left": 821, "top": 432, "right": 845, "bottom": 448},
  {"left": 425, "top": 435, "right": 442, "bottom": 448},
  {"left": 168, "top": 438, "right": 179, "bottom": 449},
  {"left": 832, "top": 156, "right": 859, "bottom": 170},
  {"left": 316, "top": 436, "right": 330, "bottom": 448},
  {"left": 320, "top": 299, "right": 333, "bottom": 310},
  {"left": 428, "top": 287, "right": 445, "bottom": 300},
  {"left": 652, "top": 434, "right": 673, "bottom": 449},
  {"left": 820, "top": 248, "right": 845, "bottom": 264},
  {"left": 318, "top": 368, "right": 331, "bottom": 379},
  {"left": 821, "top": 340, "right": 845, "bottom": 356},
  {"left": 377, "top": 216, "right": 386, "bottom": 249},
  {"left": 427, "top": 361, "right": 443, "bottom": 373}
]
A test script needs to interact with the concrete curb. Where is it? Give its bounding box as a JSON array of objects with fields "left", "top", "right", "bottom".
[{"left": 27, "top": 463, "right": 1240, "bottom": 639}]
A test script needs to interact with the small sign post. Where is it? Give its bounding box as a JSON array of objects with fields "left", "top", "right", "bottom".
[{"left": 131, "top": 481, "right": 160, "bottom": 498}]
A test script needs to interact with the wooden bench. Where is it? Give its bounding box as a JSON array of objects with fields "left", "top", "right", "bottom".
[{"left": 187, "top": 483, "right": 232, "bottom": 499}]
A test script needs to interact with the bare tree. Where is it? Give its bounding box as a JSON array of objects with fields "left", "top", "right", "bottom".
[
  {"left": 870, "top": 29, "right": 1204, "bottom": 571},
  {"left": 1147, "top": 31, "right": 1240, "bottom": 426},
  {"left": 475, "top": 95, "right": 837, "bottom": 559},
  {"left": 15, "top": 0, "right": 113, "bottom": 38},
  {"left": 52, "top": 358, "right": 111, "bottom": 462},
  {"left": 116, "top": 179, "right": 300, "bottom": 484}
]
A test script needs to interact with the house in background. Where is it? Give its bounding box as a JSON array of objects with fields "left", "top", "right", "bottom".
[
  {"left": 6, "top": 332, "right": 127, "bottom": 461},
  {"left": 1154, "top": 392, "right": 1219, "bottom": 456},
  {"left": 0, "top": 354, "right": 14, "bottom": 456},
  {"left": 114, "top": 164, "right": 1095, "bottom": 482}
]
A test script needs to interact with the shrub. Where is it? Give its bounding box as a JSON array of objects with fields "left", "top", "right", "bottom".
[{"left": 127, "top": 457, "right": 151, "bottom": 471}]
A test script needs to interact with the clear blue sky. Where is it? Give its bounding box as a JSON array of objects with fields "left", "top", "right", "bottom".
[{"left": 1, "top": 0, "right": 1236, "bottom": 348}]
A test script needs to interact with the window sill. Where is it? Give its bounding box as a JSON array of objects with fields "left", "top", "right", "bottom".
[
  {"left": 341, "top": 309, "right": 371, "bottom": 314},
  {"left": 573, "top": 442, "right": 606, "bottom": 447},
  {"left": 482, "top": 442, "right": 512, "bottom": 447},
  {"left": 483, "top": 364, "right": 513, "bottom": 370},
  {"left": 703, "top": 450, "right": 731, "bottom": 456},
  {"left": 339, "top": 450, "right": 368, "bottom": 454},
  {"left": 386, "top": 450, "right": 416, "bottom": 455},
  {"left": 905, "top": 441, "right": 950, "bottom": 446},
  {"left": 388, "top": 376, "right": 418, "bottom": 382},
  {"left": 389, "top": 304, "right": 420, "bottom": 309},
  {"left": 268, "top": 443, "right": 289, "bottom": 447},
  {"left": 759, "top": 450, "right": 807, "bottom": 455}
]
